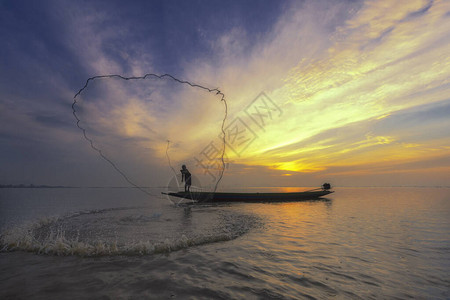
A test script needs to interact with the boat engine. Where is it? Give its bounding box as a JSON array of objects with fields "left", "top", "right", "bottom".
[{"left": 322, "top": 183, "right": 331, "bottom": 190}]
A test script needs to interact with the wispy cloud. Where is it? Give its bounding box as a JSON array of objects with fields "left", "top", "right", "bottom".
[
  {"left": 2, "top": 0, "right": 449, "bottom": 186},
  {"left": 180, "top": 0, "right": 450, "bottom": 185}
]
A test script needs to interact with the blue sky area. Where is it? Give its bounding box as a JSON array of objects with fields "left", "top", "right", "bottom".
[{"left": 1, "top": 0, "right": 449, "bottom": 187}]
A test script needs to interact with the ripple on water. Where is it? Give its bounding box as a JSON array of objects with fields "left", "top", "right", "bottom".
[{"left": 0, "top": 206, "right": 261, "bottom": 257}]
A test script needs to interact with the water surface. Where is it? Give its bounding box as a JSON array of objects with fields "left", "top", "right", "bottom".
[{"left": 1, "top": 187, "right": 449, "bottom": 299}]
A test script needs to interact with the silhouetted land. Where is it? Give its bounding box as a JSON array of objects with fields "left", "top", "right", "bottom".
[
  {"left": 0, "top": 184, "right": 164, "bottom": 189},
  {"left": 0, "top": 184, "right": 72, "bottom": 189}
]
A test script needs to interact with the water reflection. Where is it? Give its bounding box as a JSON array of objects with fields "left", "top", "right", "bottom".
[
  {"left": 181, "top": 206, "right": 192, "bottom": 228},
  {"left": 227, "top": 187, "right": 450, "bottom": 299}
]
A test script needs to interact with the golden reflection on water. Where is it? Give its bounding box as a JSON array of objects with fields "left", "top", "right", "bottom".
[
  {"left": 228, "top": 187, "right": 450, "bottom": 298},
  {"left": 271, "top": 187, "right": 313, "bottom": 193},
  {"left": 1, "top": 187, "right": 448, "bottom": 299}
]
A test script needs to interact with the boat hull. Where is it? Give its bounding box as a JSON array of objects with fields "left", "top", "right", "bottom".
[{"left": 163, "top": 190, "right": 333, "bottom": 203}]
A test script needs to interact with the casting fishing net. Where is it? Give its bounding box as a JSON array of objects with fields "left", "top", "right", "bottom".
[{"left": 72, "top": 74, "right": 227, "bottom": 200}]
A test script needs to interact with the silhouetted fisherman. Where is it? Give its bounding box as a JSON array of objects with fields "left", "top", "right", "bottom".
[{"left": 180, "top": 165, "right": 192, "bottom": 192}]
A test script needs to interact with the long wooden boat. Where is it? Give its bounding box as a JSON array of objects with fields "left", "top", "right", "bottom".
[{"left": 162, "top": 189, "right": 333, "bottom": 203}]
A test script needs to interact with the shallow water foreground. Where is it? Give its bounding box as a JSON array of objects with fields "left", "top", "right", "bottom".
[{"left": 1, "top": 187, "right": 449, "bottom": 299}]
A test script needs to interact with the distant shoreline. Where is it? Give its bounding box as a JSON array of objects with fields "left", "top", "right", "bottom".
[
  {"left": 0, "top": 184, "right": 166, "bottom": 189},
  {"left": 0, "top": 184, "right": 73, "bottom": 189},
  {"left": 1, "top": 184, "right": 449, "bottom": 189}
]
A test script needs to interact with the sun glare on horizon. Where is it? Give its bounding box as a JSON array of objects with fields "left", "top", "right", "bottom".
[{"left": 211, "top": 0, "right": 450, "bottom": 186}]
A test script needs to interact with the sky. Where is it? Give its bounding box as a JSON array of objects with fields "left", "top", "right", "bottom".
[{"left": 1, "top": 0, "right": 449, "bottom": 188}]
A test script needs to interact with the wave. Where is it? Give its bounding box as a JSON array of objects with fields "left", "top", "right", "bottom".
[{"left": 0, "top": 207, "right": 259, "bottom": 257}]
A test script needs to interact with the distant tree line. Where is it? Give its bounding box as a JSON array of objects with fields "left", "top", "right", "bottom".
[{"left": 0, "top": 184, "right": 70, "bottom": 188}]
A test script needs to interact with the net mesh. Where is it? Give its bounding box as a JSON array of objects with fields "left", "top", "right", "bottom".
[{"left": 72, "top": 73, "right": 228, "bottom": 197}]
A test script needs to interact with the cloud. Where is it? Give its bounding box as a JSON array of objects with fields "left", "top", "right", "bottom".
[
  {"left": 178, "top": 0, "right": 450, "bottom": 186},
  {"left": 2, "top": 0, "right": 449, "bottom": 187}
]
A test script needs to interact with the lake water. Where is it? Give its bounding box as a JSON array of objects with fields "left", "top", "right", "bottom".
[{"left": 0, "top": 187, "right": 449, "bottom": 299}]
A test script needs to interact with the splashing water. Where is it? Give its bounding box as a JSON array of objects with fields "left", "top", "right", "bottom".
[{"left": 0, "top": 206, "right": 260, "bottom": 257}]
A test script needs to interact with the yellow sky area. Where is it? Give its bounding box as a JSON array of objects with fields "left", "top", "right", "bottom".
[
  {"left": 114, "top": 98, "right": 155, "bottom": 138},
  {"left": 82, "top": 0, "right": 449, "bottom": 184},
  {"left": 324, "top": 152, "right": 450, "bottom": 177},
  {"left": 227, "top": 0, "right": 450, "bottom": 175},
  {"left": 277, "top": 1, "right": 449, "bottom": 108},
  {"left": 229, "top": 134, "right": 450, "bottom": 182},
  {"left": 89, "top": 79, "right": 227, "bottom": 163},
  {"left": 328, "top": 139, "right": 450, "bottom": 168}
]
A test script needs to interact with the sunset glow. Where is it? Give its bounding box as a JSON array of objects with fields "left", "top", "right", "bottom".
[{"left": 1, "top": 0, "right": 449, "bottom": 187}]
